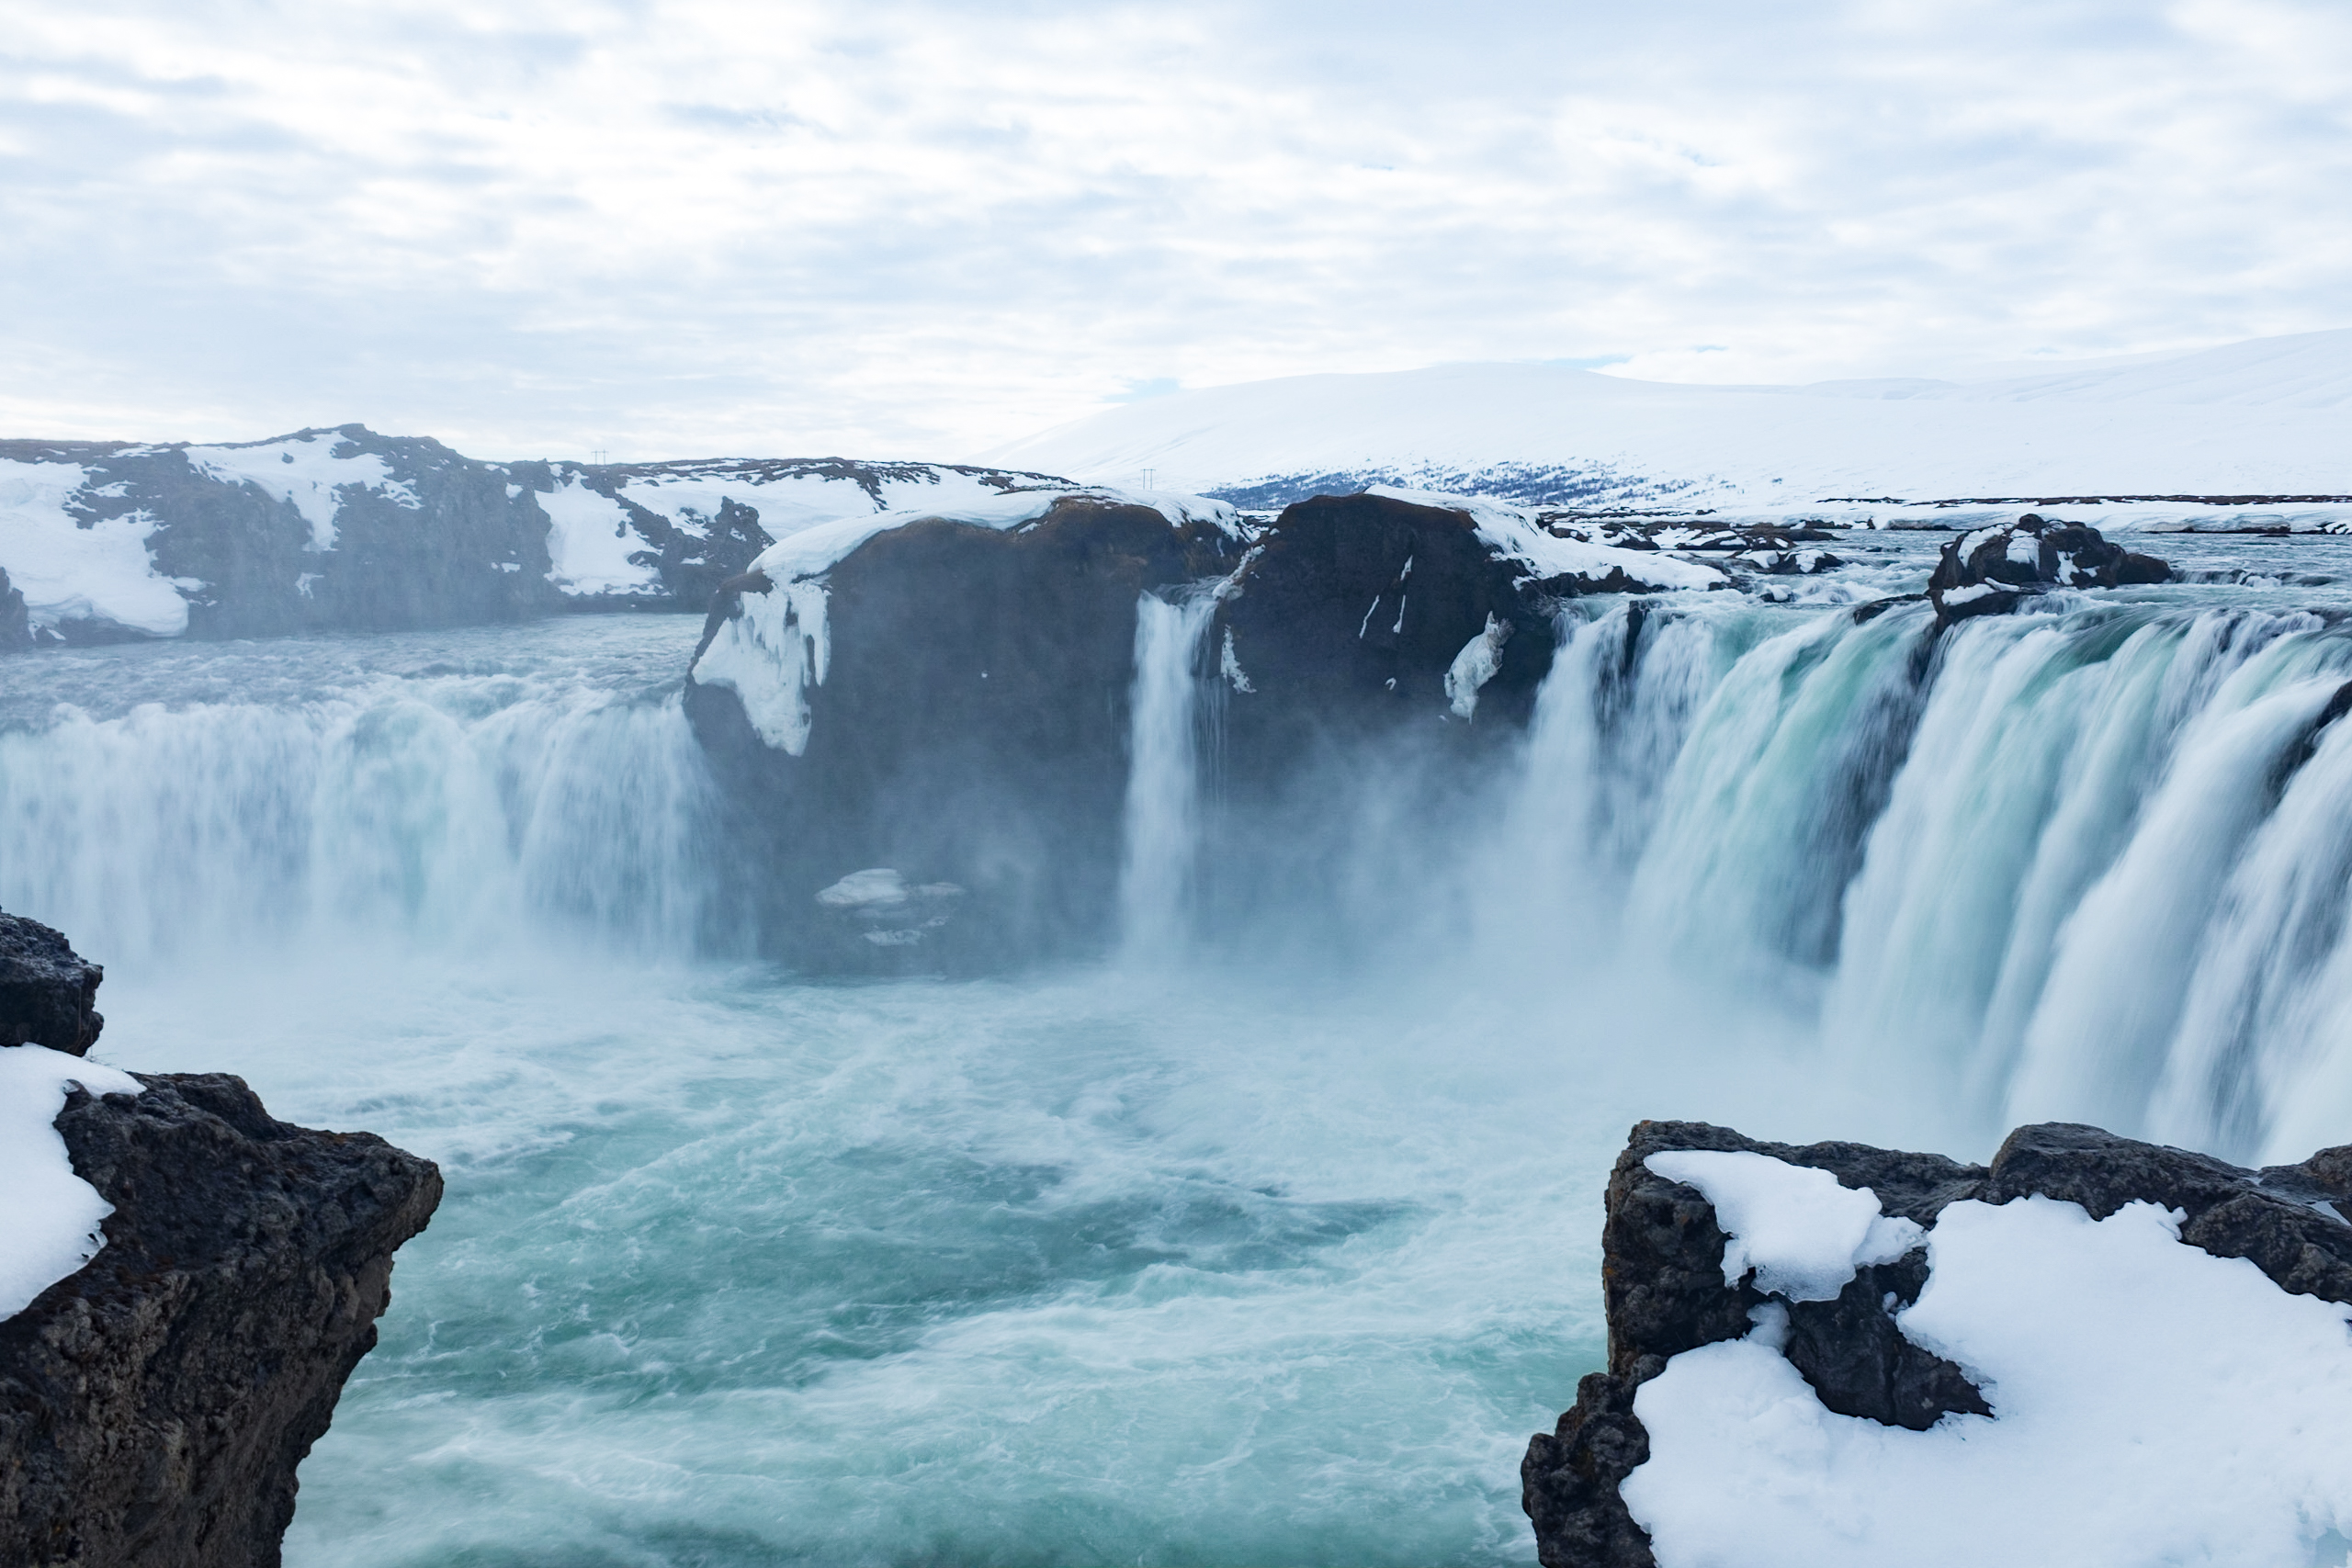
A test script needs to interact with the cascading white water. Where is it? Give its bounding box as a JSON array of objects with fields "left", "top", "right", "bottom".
[
  {"left": 0, "top": 621, "right": 729, "bottom": 966},
  {"left": 1116, "top": 591, "right": 1219, "bottom": 963},
  {"left": 1495, "top": 590, "right": 2352, "bottom": 1164}
]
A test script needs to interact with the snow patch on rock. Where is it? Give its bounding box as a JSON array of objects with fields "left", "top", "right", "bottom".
[
  {"left": 538, "top": 479, "right": 662, "bottom": 596},
  {"left": 1365, "top": 485, "right": 1726, "bottom": 592},
  {"left": 0, "top": 1045, "right": 143, "bottom": 1320},
  {"left": 1645, "top": 1150, "right": 1925, "bottom": 1301},
  {"left": 0, "top": 461, "right": 191, "bottom": 636},
  {"left": 185, "top": 433, "right": 413, "bottom": 551}
]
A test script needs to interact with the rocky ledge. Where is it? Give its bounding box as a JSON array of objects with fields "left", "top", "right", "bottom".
[
  {"left": 1928, "top": 512, "right": 2170, "bottom": 625},
  {"left": 1522, "top": 1119, "right": 2352, "bottom": 1567},
  {"left": 0, "top": 913, "right": 441, "bottom": 1568}
]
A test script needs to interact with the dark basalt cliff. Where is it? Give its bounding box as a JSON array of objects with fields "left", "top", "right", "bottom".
[
  {"left": 1522, "top": 1120, "right": 2352, "bottom": 1568},
  {"left": 1209, "top": 491, "right": 1565, "bottom": 773},
  {"left": 6, "top": 428, "right": 560, "bottom": 641},
  {"left": 686, "top": 497, "right": 1238, "bottom": 964},
  {"left": 0, "top": 919, "right": 441, "bottom": 1568},
  {"left": 682, "top": 489, "right": 1717, "bottom": 964}
]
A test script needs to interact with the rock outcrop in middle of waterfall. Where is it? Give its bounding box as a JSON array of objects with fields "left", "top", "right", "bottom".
[
  {"left": 1521, "top": 1119, "right": 2352, "bottom": 1568},
  {"left": 684, "top": 490, "right": 1243, "bottom": 964},
  {"left": 1207, "top": 489, "right": 1722, "bottom": 779},
  {"left": 1928, "top": 513, "right": 2170, "bottom": 624},
  {"left": 0, "top": 429, "right": 1076, "bottom": 644},
  {"left": 681, "top": 485, "right": 1721, "bottom": 964},
  {"left": 0, "top": 910, "right": 105, "bottom": 1054}
]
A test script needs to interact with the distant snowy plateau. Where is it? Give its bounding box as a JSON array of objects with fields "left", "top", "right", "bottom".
[
  {"left": 2, "top": 328, "right": 2345, "bottom": 646},
  {"left": 984, "top": 328, "right": 2352, "bottom": 531}
]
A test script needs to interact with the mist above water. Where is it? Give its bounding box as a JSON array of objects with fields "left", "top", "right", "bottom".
[{"left": 12, "top": 542, "right": 2352, "bottom": 1565}]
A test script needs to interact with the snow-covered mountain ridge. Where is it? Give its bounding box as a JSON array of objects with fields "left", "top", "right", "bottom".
[
  {"left": 979, "top": 329, "right": 2352, "bottom": 533},
  {"left": 0, "top": 427, "right": 1070, "bottom": 644}
]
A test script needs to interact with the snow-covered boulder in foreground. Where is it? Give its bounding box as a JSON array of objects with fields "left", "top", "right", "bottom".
[
  {"left": 983, "top": 329, "right": 2352, "bottom": 533},
  {"left": 1523, "top": 1119, "right": 2352, "bottom": 1568}
]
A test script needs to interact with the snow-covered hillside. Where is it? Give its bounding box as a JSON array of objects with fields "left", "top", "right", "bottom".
[
  {"left": 980, "top": 330, "right": 2352, "bottom": 533},
  {"left": 0, "top": 430, "right": 1074, "bottom": 644}
]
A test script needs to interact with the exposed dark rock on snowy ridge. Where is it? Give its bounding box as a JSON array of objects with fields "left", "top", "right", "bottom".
[
  {"left": 0, "top": 911, "right": 104, "bottom": 1055},
  {"left": 1521, "top": 1120, "right": 2352, "bottom": 1568}
]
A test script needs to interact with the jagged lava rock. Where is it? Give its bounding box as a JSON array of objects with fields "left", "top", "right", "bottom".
[
  {"left": 0, "top": 910, "right": 104, "bottom": 1055},
  {"left": 1521, "top": 1119, "right": 2352, "bottom": 1568},
  {"left": 0, "top": 1071, "right": 441, "bottom": 1568},
  {"left": 1928, "top": 512, "right": 2169, "bottom": 624}
]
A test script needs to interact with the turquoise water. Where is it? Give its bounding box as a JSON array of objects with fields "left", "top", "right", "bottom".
[{"left": 97, "top": 953, "right": 1851, "bottom": 1568}]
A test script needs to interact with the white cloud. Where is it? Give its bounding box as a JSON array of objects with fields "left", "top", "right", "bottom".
[{"left": 0, "top": 0, "right": 2345, "bottom": 461}]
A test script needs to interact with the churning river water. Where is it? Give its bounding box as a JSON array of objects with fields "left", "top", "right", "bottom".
[{"left": 11, "top": 530, "right": 2352, "bottom": 1566}]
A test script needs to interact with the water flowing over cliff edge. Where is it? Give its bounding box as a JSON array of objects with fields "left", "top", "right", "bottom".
[{"left": 10, "top": 514, "right": 2352, "bottom": 1564}]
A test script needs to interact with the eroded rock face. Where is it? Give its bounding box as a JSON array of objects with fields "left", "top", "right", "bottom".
[
  {"left": 0, "top": 1071, "right": 441, "bottom": 1568},
  {"left": 685, "top": 497, "right": 1238, "bottom": 963},
  {"left": 1210, "top": 491, "right": 1563, "bottom": 775},
  {"left": 1521, "top": 1119, "right": 2352, "bottom": 1568},
  {"left": 0, "top": 910, "right": 104, "bottom": 1055},
  {"left": 1928, "top": 513, "right": 2170, "bottom": 624}
]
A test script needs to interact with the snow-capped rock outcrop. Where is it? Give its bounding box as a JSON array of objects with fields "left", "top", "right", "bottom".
[
  {"left": 0, "top": 429, "right": 1075, "bottom": 643},
  {"left": 1927, "top": 513, "right": 2170, "bottom": 625},
  {"left": 684, "top": 487, "right": 1241, "bottom": 963},
  {"left": 0, "top": 917, "right": 439, "bottom": 1567},
  {"left": 1522, "top": 1120, "right": 2352, "bottom": 1568},
  {"left": 1209, "top": 489, "right": 1722, "bottom": 776}
]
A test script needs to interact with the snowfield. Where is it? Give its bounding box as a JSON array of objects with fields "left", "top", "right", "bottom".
[
  {"left": 1623, "top": 1150, "right": 2352, "bottom": 1568},
  {"left": 979, "top": 329, "right": 2352, "bottom": 531}
]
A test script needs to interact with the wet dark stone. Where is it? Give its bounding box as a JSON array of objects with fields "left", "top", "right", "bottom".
[
  {"left": 0, "top": 910, "right": 104, "bottom": 1055},
  {"left": 1928, "top": 513, "right": 2172, "bottom": 626},
  {"left": 0, "top": 1071, "right": 441, "bottom": 1568}
]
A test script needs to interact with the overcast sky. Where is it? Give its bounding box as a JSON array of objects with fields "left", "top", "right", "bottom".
[{"left": 3, "top": 0, "right": 2346, "bottom": 461}]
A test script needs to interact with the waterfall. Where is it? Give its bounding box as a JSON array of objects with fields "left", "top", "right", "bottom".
[
  {"left": 1498, "top": 594, "right": 2352, "bottom": 1163},
  {"left": 0, "top": 630, "right": 729, "bottom": 967},
  {"left": 1117, "top": 592, "right": 1218, "bottom": 963}
]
